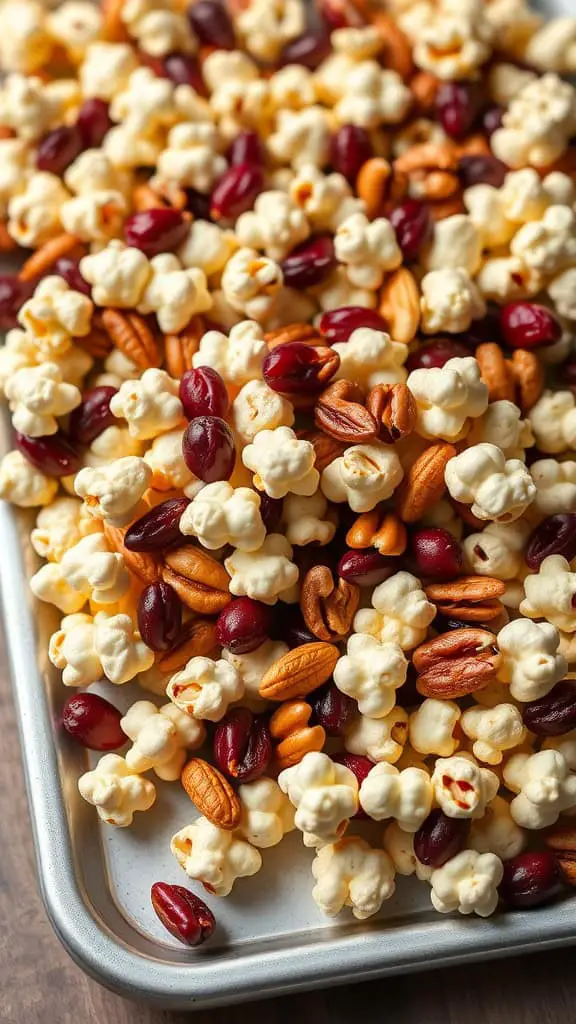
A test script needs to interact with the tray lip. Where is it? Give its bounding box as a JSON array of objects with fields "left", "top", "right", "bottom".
[{"left": 2, "top": 494, "right": 576, "bottom": 1010}]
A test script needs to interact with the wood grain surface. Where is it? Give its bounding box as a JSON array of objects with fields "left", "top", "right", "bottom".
[{"left": 1, "top": 625, "right": 576, "bottom": 1024}]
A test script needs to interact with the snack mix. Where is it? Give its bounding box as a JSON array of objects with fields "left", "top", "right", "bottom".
[{"left": 2, "top": 0, "right": 576, "bottom": 946}]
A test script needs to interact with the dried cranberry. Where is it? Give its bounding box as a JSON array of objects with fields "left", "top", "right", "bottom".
[
  {"left": 333, "top": 751, "right": 373, "bottom": 818},
  {"left": 499, "top": 852, "right": 562, "bottom": 909},
  {"left": 210, "top": 162, "right": 263, "bottom": 221},
  {"left": 15, "top": 431, "right": 81, "bottom": 477},
  {"left": 151, "top": 882, "right": 216, "bottom": 946},
  {"left": 62, "top": 692, "right": 126, "bottom": 751},
  {"left": 36, "top": 125, "right": 84, "bottom": 175},
  {"left": 563, "top": 356, "right": 576, "bottom": 390},
  {"left": 319, "top": 306, "right": 389, "bottom": 343},
  {"left": 69, "top": 386, "right": 117, "bottom": 445},
  {"left": 77, "top": 98, "right": 113, "bottom": 148},
  {"left": 435, "top": 81, "right": 482, "bottom": 139},
  {"left": 263, "top": 341, "right": 339, "bottom": 394},
  {"left": 0, "top": 275, "right": 35, "bottom": 329},
  {"left": 279, "top": 28, "right": 331, "bottom": 69},
  {"left": 278, "top": 607, "right": 318, "bottom": 648},
  {"left": 459, "top": 154, "right": 508, "bottom": 189},
  {"left": 311, "top": 682, "right": 356, "bottom": 736},
  {"left": 338, "top": 549, "right": 397, "bottom": 587},
  {"left": 259, "top": 493, "right": 283, "bottom": 533},
  {"left": 185, "top": 187, "right": 212, "bottom": 220},
  {"left": 138, "top": 581, "right": 182, "bottom": 651},
  {"left": 414, "top": 809, "right": 470, "bottom": 867},
  {"left": 215, "top": 597, "right": 270, "bottom": 654},
  {"left": 187, "top": 0, "right": 235, "bottom": 48},
  {"left": 522, "top": 681, "right": 576, "bottom": 737},
  {"left": 180, "top": 366, "right": 229, "bottom": 420},
  {"left": 124, "top": 209, "right": 190, "bottom": 257},
  {"left": 213, "top": 707, "right": 272, "bottom": 782},
  {"left": 389, "top": 200, "right": 432, "bottom": 261},
  {"left": 228, "top": 131, "right": 266, "bottom": 168},
  {"left": 526, "top": 514, "right": 576, "bottom": 570},
  {"left": 501, "top": 301, "right": 562, "bottom": 350},
  {"left": 281, "top": 236, "right": 335, "bottom": 290},
  {"left": 162, "top": 52, "right": 205, "bottom": 93},
  {"left": 330, "top": 124, "right": 373, "bottom": 183},
  {"left": 182, "top": 416, "right": 235, "bottom": 482},
  {"left": 53, "top": 256, "right": 91, "bottom": 295},
  {"left": 409, "top": 527, "right": 463, "bottom": 579},
  {"left": 318, "top": 0, "right": 365, "bottom": 29},
  {"left": 481, "top": 105, "right": 504, "bottom": 138},
  {"left": 124, "top": 497, "right": 189, "bottom": 551},
  {"left": 405, "top": 338, "right": 470, "bottom": 371}
]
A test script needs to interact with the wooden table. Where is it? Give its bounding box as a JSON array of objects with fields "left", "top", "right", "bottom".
[{"left": 1, "top": 634, "right": 575, "bottom": 1024}]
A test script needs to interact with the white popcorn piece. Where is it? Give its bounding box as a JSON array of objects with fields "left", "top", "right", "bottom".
[
  {"left": 210, "top": 76, "right": 273, "bottom": 143},
  {"left": 178, "top": 219, "right": 237, "bottom": 278},
  {"left": 332, "top": 328, "right": 408, "bottom": 391},
  {"left": 409, "top": 699, "right": 461, "bottom": 757},
  {"left": 80, "top": 241, "right": 151, "bottom": 308},
  {"left": 61, "top": 533, "right": 130, "bottom": 605},
  {"left": 30, "top": 563, "right": 87, "bottom": 615},
  {"left": 462, "top": 520, "right": 529, "bottom": 580},
  {"left": 504, "top": 749, "right": 576, "bottom": 828},
  {"left": 5, "top": 362, "right": 81, "bottom": 438},
  {"left": 78, "top": 754, "right": 155, "bottom": 827},
  {"left": 334, "top": 213, "right": 402, "bottom": 290},
  {"left": 282, "top": 492, "right": 336, "bottom": 547},
  {"left": 85, "top": 426, "right": 144, "bottom": 468},
  {"left": 475, "top": 256, "right": 544, "bottom": 304},
  {"left": 488, "top": 61, "right": 537, "bottom": 106},
  {"left": 0, "top": 139, "right": 32, "bottom": 219},
  {"left": 413, "top": 0, "right": 493, "bottom": 80},
  {"left": 467, "top": 400, "right": 533, "bottom": 462},
  {"left": 155, "top": 123, "right": 226, "bottom": 194},
  {"left": 289, "top": 165, "right": 363, "bottom": 233},
  {"left": 180, "top": 481, "right": 266, "bottom": 553},
  {"left": 31, "top": 497, "right": 84, "bottom": 563},
  {"left": 497, "top": 618, "right": 567, "bottom": 701},
  {"left": 430, "top": 850, "right": 503, "bottom": 918},
  {"left": 463, "top": 183, "right": 516, "bottom": 249},
  {"left": 223, "top": 639, "right": 288, "bottom": 703},
  {"left": 354, "top": 572, "right": 436, "bottom": 651},
  {"left": 0, "top": 74, "right": 62, "bottom": 142},
  {"left": 121, "top": 700, "right": 205, "bottom": 781},
  {"left": 137, "top": 253, "right": 212, "bottom": 334},
  {"left": 469, "top": 796, "right": 526, "bottom": 861},
  {"left": 444, "top": 443, "right": 535, "bottom": 523},
  {"left": 109, "top": 66, "right": 182, "bottom": 137},
  {"left": 520, "top": 556, "right": 576, "bottom": 635},
  {"left": 236, "top": 0, "right": 305, "bottom": 61},
  {"left": 193, "top": 320, "right": 268, "bottom": 388},
  {"left": 8, "top": 172, "right": 70, "bottom": 248},
  {"left": 500, "top": 168, "right": 551, "bottom": 224},
  {"left": 171, "top": 817, "right": 262, "bottom": 896},
  {"left": 202, "top": 49, "right": 258, "bottom": 93},
  {"left": 334, "top": 62, "right": 411, "bottom": 128},
  {"left": 269, "top": 61, "right": 316, "bottom": 110},
  {"left": 334, "top": 634, "right": 407, "bottom": 719},
  {"left": 321, "top": 443, "right": 404, "bottom": 514},
  {"left": 407, "top": 357, "right": 488, "bottom": 442},
  {"left": 548, "top": 269, "right": 576, "bottom": 322},
  {"left": 48, "top": 612, "right": 102, "bottom": 687},
  {"left": 511, "top": 205, "right": 576, "bottom": 279},
  {"left": 492, "top": 73, "right": 576, "bottom": 169},
  {"left": 312, "top": 837, "right": 396, "bottom": 920},
  {"left": 423, "top": 215, "right": 482, "bottom": 276},
  {"left": 529, "top": 391, "right": 576, "bottom": 454},
  {"left": 431, "top": 755, "right": 499, "bottom": 819},
  {"left": 110, "top": 369, "right": 182, "bottom": 441},
  {"left": 46, "top": 1, "right": 103, "bottom": 61},
  {"left": 221, "top": 247, "right": 283, "bottom": 322},
  {"left": 278, "top": 751, "right": 358, "bottom": 848},
  {"left": 167, "top": 656, "right": 244, "bottom": 722},
  {"left": 359, "top": 763, "right": 432, "bottom": 831},
  {"left": 242, "top": 426, "right": 318, "bottom": 500},
  {"left": 383, "top": 821, "right": 432, "bottom": 880},
  {"left": 65, "top": 149, "right": 131, "bottom": 203},
  {"left": 0, "top": 450, "right": 58, "bottom": 508},
  {"left": 420, "top": 269, "right": 486, "bottom": 335},
  {"left": 121, "top": 0, "right": 195, "bottom": 58},
  {"left": 104, "top": 123, "right": 164, "bottom": 170},
  {"left": 531, "top": 459, "right": 576, "bottom": 516},
  {"left": 94, "top": 612, "right": 154, "bottom": 683},
  {"left": 79, "top": 42, "right": 138, "bottom": 101},
  {"left": 237, "top": 777, "right": 295, "bottom": 848},
  {"left": 236, "top": 191, "right": 310, "bottom": 262},
  {"left": 0, "top": 0, "right": 52, "bottom": 74},
  {"left": 224, "top": 533, "right": 298, "bottom": 606},
  {"left": 75, "top": 456, "right": 152, "bottom": 527},
  {"left": 543, "top": 730, "right": 576, "bottom": 772},
  {"left": 267, "top": 106, "right": 333, "bottom": 171},
  {"left": 60, "top": 190, "right": 127, "bottom": 244},
  {"left": 232, "top": 380, "right": 294, "bottom": 445},
  {"left": 525, "top": 17, "right": 576, "bottom": 73},
  {"left": 19, "top": 277, "right": 93, "bottom": 358},
  {"left": 318, "top": 268, "right": 380, "bottom": 315},
  {"left": 460, "top": 703, "right": 526, "bottom": 765},
  {"left": 344, "top": 707, "right": 409, "bottom": 764}
]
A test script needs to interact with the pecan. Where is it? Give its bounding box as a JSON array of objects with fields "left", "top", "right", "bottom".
[
  {"left": 394, "top": 141, "right": 460, "bottom": 175},
  {"left": 132, "top": 180, "right": 187, "bottom": 212},
  {"left": 315, "top": 380, "right": 378, "bottom": 444},
  {"left": 510, "top": 349, "right": 545, "bottom": 412},
  {"left": 544, "top": 825, "right": 576, "bottom": 886},
  {"left": 456, "top": 135, "right": 492, "bottom": 159},
  {"left": 428, "top": 196, "right": 466, "bottom": 220},
  {"left": 103, "top": 521, "right": 161, "bottom": 584},
  {"left": 366, "top": 383, "right": 417, "bottom": 443},
  {"left": 414, "top": 627, "right": 501, "bottom": 699},
  {"left": 356, "top": 158, "right": 407, "bottom": 219},
  {"left": 475, "top": 343, "right": 515, "bottom": 403},
  {"left": 157, "top": 618, "right": 218, "bottom": 673},
  {"left": 300, "top": 565, "right": 360, "bottom": 642},
  {"left": 346, "top": 509, "right": 407, "bottom": 556},
  {"left": 101, "top": 308, "right": 162, "bottom": 369},
  {"left": 101, "top": 0, "right": 129, "bottom": 41},
  {"left": 412, "top": 169, "right": 460, "bottom": 201},
  {"left": 259, "top": 642, "right": 340, "bottom": 701},
  {"left": 371, "top": 13, "right": 414, "bottom": 79},
  {"left": 162, "top": 545, "right": 231, "bottom": 614},
  {"left": 425, "top": 575, "right": 506, "bottom": 622},
  {"left": 181, "top": 758, "right": 241, "bottom": 830},
  {"left": 270, "top": 700, "right": 326, "bottom": 771},
  {"left": 264, "top": 322, "right": 321, "bottom": 349},
  {"left": 410, "top": 70, "right": 440, "bottom": 112},
  {"left": 164, "top": 317, "right": 205, "bottom": 377},
  {"left": 18, "top": 233, "right": 82, "bottom": 282},
  {"left": 297, "top": 429, "right": 347, "bottom": 473},
  {"left": 377, "top": 267, "right": 421, "bottom": 344},
  {"left": 396, "top": 442, "right": 457, "bottom": 523}
]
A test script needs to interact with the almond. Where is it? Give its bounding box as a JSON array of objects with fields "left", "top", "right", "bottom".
[
  {"left": 377, "top": 267, "right": 420, "bottom": 344},
  {"left": 259, "top": 642, "right": 340, "bottom": 701},
  {"left": 18, "top": 233, "right": 82, "bottom": 282},
  {"left": 103, "top": 522, "right": 161, "bottom": 584},
  {"left": 181, "top": 758, "right": 241, "bottom": 830},
  {"left": 356, "top": 158, "right": 393, "bottom": 219},
  {"left": 264, "top": 323, "right": 321, "bottom": 349},
  {"left": 101, "top": 309, "right": 162, "bottom": 369},
  {"left": 396, "top": 442, "right": 457, "bottom": 523}
]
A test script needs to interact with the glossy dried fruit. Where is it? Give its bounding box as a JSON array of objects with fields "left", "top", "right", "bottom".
[
  {"left": 215, "top": 597, "right": 271, "bottom": 654},
  {"left": 210, "top": 162, "right": 264, "bottom": 221},
  {"left": 68, "top": 386, "right": 117, "bottom": 445},
  {"left": 124, "top": 208, "right": 190, "bottom": 257},
  {"left": 15, "top": 431, "right": 81, "bottom": 478},
  {"left": 281, "top": 236, "right": 336, "bottom": 290},
  {"left": 36, "top": 125, "right": 83, "bottom": 175},
  {"left": 499, "top": 852, "right": 562, "bottom": 909},
  {"left": 522, "top": 681, "right": 576, "bottom": 737},
  {"left": 332, "top": 751, "right": 372, "bottom": 818},
  {"left": 501, "top": 301, "right": 562, "bottom": 350},
  {"left": 138, "top": 581, "right": 182, "bottom": 652},
  {"left": 180, "top": 366, "right": 229, "bottom": 420},
  {"left": 263, "top": 342, "right": 339, "bottom": 395},
  {"left": 62, "top": 692, "right": 126, "bottom": 751},
  {"left": 405, "top": 338, "right": 470, "bottom": 371},
  {"left": 228, "top": 131, "right": 266, "bottom": 168},
  {"left": 414, "top": 809, "right": 469, "bottom": 867},
  {"left": 389, "top": 199, "right": 432, "bottom": 261},
  {"left": 151, "top": 882, "right": 215, "bottom": 947},
  {"left": 279, "top": 27, "right": 331, "bottom": 68},
  {"left": 259, "top": 493, "right": 283, "bottom": 533},
  {"left": 53, "top": 255, "right": 91, "bottom": 295},
  {"left": 435, "top": 81, "right": 482, "bottom": 139},
  {"left": 77, "top": 98, "right": 113, "bottom": 147},
  {"left": 311, "top": 681, "right": 356, "bottom": 736},
  {"left": 337, "top": 549, "right": 397, "bottom": 587},
  {"left": 409, "top": 527, "right": 464, "bottom": 580},
  {"left": 124, "top": 497, "right": 189, "bottom": 552},
  {"left": 188, "top": 0, "right": 235, "bottom": 46},
  {"left": 213, "top": 707, "right": 272, "bottom": 782},
  {"left": 0, "top": 275, "right": 35, "bottom": 329},
  {"left": 458, "top": 154, "right": 507, "bottom": 188},
  {"left": 525, "top": 514, "right": 576, "bottom": 570},
  {"left": 182, "top": 416, "right": 236, "bottom": 482},
  {"left": 330, "top": 124, "right": 373, "bottom": 184},
  {"left": 318, "top": 306, "right": 389, "bottom": 344}
]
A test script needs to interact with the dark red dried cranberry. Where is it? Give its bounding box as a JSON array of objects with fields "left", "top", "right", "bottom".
[
  {"left": 330, "top": 124, "right": 373, "bottom": 183},
  {"left": 409, "top": 527, "right": 463, "bottom": 579},
  {"left": 180, "top": 367, "right": 229, "bottom": 420},
  {"left": 280, "top": 607, "right": 318, "bottom": 648},
  {"left": 0, "top": 275, "right": 36, "bottom": 329},
  {"left": 338, "top": 549, "right": 397, "bottom": 587},
  {"left": 319, "top": 306, "right": 389, "bottom": 343},
  {"left": 138, "top": 581, "right": 182, "bottom": 651},
  {"left": 185, "top": 188, "right": 212, "bottom": 220},
  {"left": 210, "top": 162, "right": 263, "bottom": 221},
  {"left": 481, "top": 105, "right": 504, "bottom": 138},
  {"left": 188, "top": 0, "right": 235, "bottom": 48},
  {"left": 36, "top": 125, "right": 84, "bottom": 176},
  {"left": 162, "top": 52, "right": 206, "bottom": 93},
  {"left": 53, "top": 256, "right": 91, "bottom": 296},
  {"left": 389, "top": 199, "right": 432, "bottom": 261},
  {"left": 405, "top": 338, "right": 470, "bottom": 371},
  {"left": 69, "top": 386, "right": 117, "bottom": 446},
  {"left": 526, "top": 514, "right": 576, "bottom": 570},
  {"left": 435, "top": 81, "right": 483, "bottom": 139},
  {"left": 311, "top": 682, "right": 356, "bottom": 736},
  {"left": 459, "top": 154, "right": 508, "bottom": 189},
  {"left": 499, "top": 852, "right": 562, "bottom": 909},
  {"left": 279, "top": 28, "right": 331, "bottom": 69},
  {"left": 124, "top": 209, "right": 190, "bottom": 257},
  {"left": 151, "top": 882, "right": 216, "bottom": 946},
  {"left": 124, "top": 497, "right": 190, "bottom": 551},
  {"left": 281, "top": 236, "right": 336, "bottom": 289},
  {"left": 77, "top": 98, "right": 113, "bottom": 148},
  {"left": 333, "top": 751, "right": 373, "bottom": 818},
  {"left": 213, "top": 707, "right": 272, "bottom": 782},
  {"left": 215, "top": 597, "right": 270, "bottom": 654},
  {"left": 182, "top": 416, "right": 235, "bottom": 482},
  {"left": 259, "top": 493, "right": 283, "bottom": 533},
  {"left": 522, "top": 681, "right": 576, "bottom": 737},
  {"left": 414, "top": 809, "right": 470, "bottom": 867},
  {"left": 501, "top": 302, "right": 562, "bottom": 350},
  {"left": 263, "top": 341, "right": 338, "bottom": 394},
  {"left": 62, "top": 692, "right": 126, "bottom": 751},
  {"left": 228, "top": 131, "right": 266, "bottom": 168},
  {"left": 15, "top": 431, "right": 81, "bottom": 477},
  {"left": 317, "top": 0, "right": 365, "bottom": 29}
]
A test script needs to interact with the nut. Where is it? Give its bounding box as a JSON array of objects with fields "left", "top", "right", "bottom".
[
  {"left": 510, "top": 349, "right": 544, "bottom": 412},
  {"left": 76, "top": 316, "right": 114, "bottom": 359},
  {"left": 150, "top": 882, "right": 216, "bottom": 947},
  {"left": 394, "top": 142, "right": 459, "bottom": 175},
  {"left": 424, "top": 575, "right": 506, "bottom": 622},
  {"left": 164, "top": 317, "right": 204, "bottom": 378},
  {"left": 0, "top": 221, "right": 16, "bottom": 252},
  {"left": 372, "top": 13, "right": 414, "bottom": 80},
  {"left": 181, "top": 757, "right": 241, "bottom": 830},
  {"left": 315, "top": 380, "right": 379, "bottom": 444},
  {"left": 269, "top": 700, "right": 326, "bottom": 770},
  {"left": 300, "top": 565, "right": 360, "bottom": 642},
  {"left": 213, "top": 707, "right": 272, "bottom": 782},
  {"left": 103, "top": 521, "right": 161, "bottom": 584},
  {"left": 101, "top": 308, "right": 162, "bottom": 369},
  {"left": 162, "top": 544, "right": 231, "bottom": 614},
  {"left": 259, "top": 642, "right": 340, "bottom": 701},
  {"left": 544, "top": 825, "right": 576, "bottom": 886},
  {"left": 297, "top": 429, "right": 347, "bottom": 473},
  {"left": 366, "top": 383, "right": 417, "bottom": 443},
  {"left": 413, "top": 627, "right": 501, "bottom": 699},
  {"left": 264, "top": 323, "right": 321, "bottom": 349},
  {"left": 475, "top": 343, "right": 515, "bottom": 403},
  {"left": 18, "top": 233, "right": 82, "bottom": 282},
  {"left": 157, "top": 618, "right": 218, "bottom": 673},
  {"left": 410, "top": 71, "right": 440, "bottom": 112},
  {"left": 355, "top": 157, "right": 407, "bottom": 219},
  {"left": 396, "top": 442, "right": 457, "bottom": 523},
  {"left": 377, "top": 267, "right": 420, "bottom": 344},
  {"left": 346, "top": 509, "right": 407, "bottom": 555},
  {"left": 132, "top": 181, "right": 187, "bottom": 212},
  {"left": 428, "top": 196, "right": 466, "bottom": 220}
]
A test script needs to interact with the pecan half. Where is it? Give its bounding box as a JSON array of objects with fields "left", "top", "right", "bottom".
[
  {"left": 475, "top": 343, "right": 515, "bottom": 403},
  {"left": 300, "top": 565, "right": 360, "bottom": 642},
  {"left": 181, "top": 758, "right": 240, "bottom": 830},
  {"left": 366, "top": 383, "right": 417, "bottom": 443},
  {"left": 270, "top": 700, "right": 326, "bottom": 771},
  {"left": 377, "top": 267, "right": 421, "bottom": 344},
  {"left": 425, "top": 576, "right": 506, "bottom": 622},
  {"left": 346, "top": 509, "right": 407, "bottom": 556},
  {"left": 18, "top": 233, "right": 82, "bottom": 282},
  {"left": 157, "top": 618, "right": 218, "bottom": 673},
  {"left": 396, "top": 442, "right": 457, "bottom": 523},
  {"left": 297, "top": 429, "right": 347, "bottom": 473},
  {"left": 544, "top": 825, "right": 576, "bottom": 886},
  {"left": 510, "top": 349, "right": 545, "bottom": 412},
  {"left": 164, "top": 317, "right": 205, "bottom": 377},
  {"left": 315, "top": 380, "right": 378, "bottom": 444},
  {"left": 259, "top": 642, "right": 340, "bottom": 701},
  {"left": 162, "top": 545, "right": 231, "bottom": 614},
  {"left": 264, "top": 322, "right": 322, "bottom": 349},
  {"left": 103, "top": 521, "right": 161, "bottom": 584},
  {"left": 101, "top": 309, "right": 162, "bottom": 369},
  {"left": 414, "top": 627, "right": 501, "bottom": 699},
  {"left": 372, "top": 12, "right": 414, "bottom": 79}
]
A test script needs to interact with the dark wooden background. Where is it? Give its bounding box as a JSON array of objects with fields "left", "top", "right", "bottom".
[{"left": 1, "top": 630, "right": 576, "bottom": 1024}]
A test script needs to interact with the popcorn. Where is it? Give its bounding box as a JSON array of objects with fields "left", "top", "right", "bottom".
[
  {"left": 463, "top": 184, "right": 516, "bottom": 249},
  {"left": 463, "top": 520, "right": 529, "bottom": 579},
  {"left": 510, "top": 206, "right": 576, "bottom": 278},
  {"left": 237, "top": 777, "right": 295, "bottom": 848},
  {"left": 531, "top": 459, "right": 576, "bottom": 516},
  {"left": 236, "top": 0, "right": 306, "bottom": 62},
  {"left": 155, "top": 123, "right": 227, "bottom": 194},
  {"left": 359, "top": 763, "right": 432, "bottom": 830},
  {"left": 236, "top": 191, "right": 310, "bottom": 262},
  {"left": 121, "top": 0, "right": 195, "bottom": 58},
  {"left": 278, "top": 751, "right": 358, "bottom": 847},
  {"left": 334, "top": 63, "right": 412, "bottom": 128},
  {"left": 267, "top": 106, "right": 334, "bottom": 170},
  {"left": 504, "top": 749, "right": 576, "bottom": 828},
  {"left": 30, "top": 563, "right": 88, "bottom": 614},
  {"left": 110, "top": 369, "right": 182, "bottom": 441},
  {"left": 48, "top": 612, "right": 102, "bottom": 686},
  {"left": 468, "top": 796, "right": 526, "bottom": 861},
  {"left": 496, "top": 618, "right": 567, "bottom": 702},
  {"left": 409, "top": 699, "right": 461, "bottom": 757},
  {"left": 525, "top": 18, "right": 576, "bottom": 73},
  {"left": 18, "top": 277, "right": 93, "bottom": 357},
  {"left": 193, "top": 320, "right": 267, "bottom": 388},
  {"left": 311, "top": 837, "right": 396, "bottom": 919},
  {"left": 543, "top": 730, "right": 576, "bottom": 772},
  {"left": 74, "top": 456, "right": 152, "bottom": 527},
  {"left": 0, "top": 139, "right": 32, "bottom": 218},
  {"left": 5, "top": 362, "right": 81, "bottom": 437},
  {"left": 431, "top": 755, "right": 499, "bottom": 819},
  {"left": 321, "top": 443, "right": 404, "bottom": 513},
  {"left": 383, "top": 822, "right": 432, "bottom": 880},
  {"left": 520, "top": 557, "right": 576, "bottom": 635},
  {"left": 492, "top": 73, "right": 576, "bottom": 169},
  {"left": 422, "top": 215, "right": 482, "bottom": 276},
  {"left": 460, "top": 703, "right": 526, "bottom": 765},
  {"left": 529, "top": 391, "right": 576, "bottom": 454},
  {"left": 269, "top": 64, "right": 316, "bottom": 111},
  {"left": 202, "top": 49, "right": 258, "bottom": 94},
  {"left": 46, "top": 1, "right": 102, "bottom": 61},
  {"left": 221, "top": 247, "right": 283, "bottom": 322},
  {"left": 60, "top": 191, "right": 128, "bottom": 243},
  {"left": 223, "top": 640, "right": 288, "bottom": 703},
  {"left": 78, "top": 754, "right": 156, "bottom": 827},
  {"left": 224, "top": 533, "right": 299, "bottom": 605},
  {"left": 210, "top": 78, "right": 273, "bottom": 143},
  {"left": 0, "top": 0, "right": 52, "bottom": 74},
  {"left": 79, "top": 42, "right": 138, "bottom": 101},
  {"left": 344, "top": 707, "right": 409, "bottom": 764},
  {"left": 420, "top": 269, "right": 486, "bottom": 335},
  {"left": 31, "top": 497, "right": 83, "bottom": 562},
  {"left": 0, "top": 450, "right": 58, "bottom": 508},
  {"left": 180, "top": 481, "right": 266, "bottom": 552},
  {"left": 242, "top": 426, "right": 318, "bottom": 500},
  {"left": 282, "top": 492, "right": 336, "bottom": 547},
  {"left": 121, "top": 700, "right": 205, "bottom": 781},
  {"left": 332, "top": 328, "right": 408, "bottom": 390},
  {"left": 413, "top": 0, "right": 494, "bottom": 80},
  {"left": 289, "top": 165, "right": 363, "bottom": 232},
  {"left": 178, "top": 220, "right": 238, "bottom": 277},
  {"left": 93, "top": 611, "right": 154, "bottom": 683},
  {"left": 429, "top": 850, "right": 503, "bottom": 917},
  {"left": 0, "top": 74, "right": 62, "bottom": 142},
  {"left": 59, "top": 533, "right": 130, "bottom": 604},
  {"left": 333, "top": 634, "right": 407, "bottom": 719},
  {"left": 467, "top": 401, "right": 533, "bottom": 461},
  {"left": 80, "top": 241, "right": 151, "bottom": 308},
  {"left": 548, "top": 269, "right": 576, "bottom": 322},
  {"left": 444, "top": 443, "right": 536, "bottom": 523},
  {"left": 475, "top": 257, "right": 544, "bottom": 304},
  {"left": 171, "top": 817, "right": 262, "bottom": 895},
  {"left": 407, "top": 357, "right": 488, "bottom": 442},
  {"left": 232, "top": 380, "right": 295, "bottom": 444},
  {"left": 85, "top": 426, "right": 144, "bottom": 468},
  {"left": 137, "top": 253, "right": 212, "bottom": 333},
  {"left": 354, "top": 572, "right": 436, "bottom": 651},
  {"left": 109, "top": 67, "right": 179, "bottom": 137},
  {"left": 8, "top": 172, "right": 70, "bottom": 247},
  {"left": 167, "top": 656, "right": 244, "bottom": 722}
]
